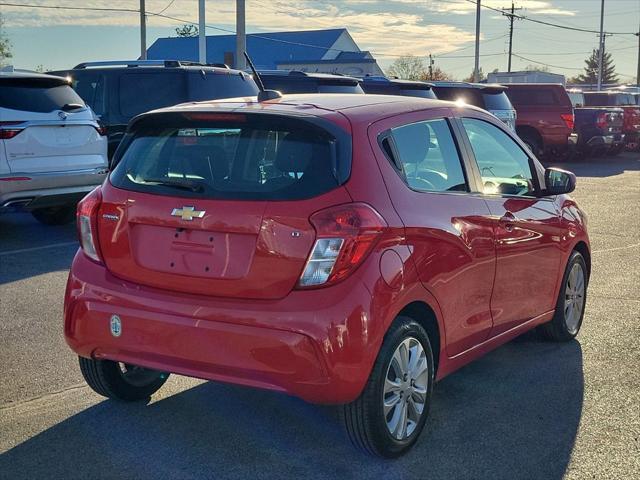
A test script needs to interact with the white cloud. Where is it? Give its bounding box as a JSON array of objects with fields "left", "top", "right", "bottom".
[
  {"left": 1, "top": 0, "right": 483, "bottom": 57},
  {"left": 425, "top": 0, "right": 576, "bottom": 16}
]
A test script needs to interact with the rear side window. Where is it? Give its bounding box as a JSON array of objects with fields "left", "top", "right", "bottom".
[
  {"left": 482, "top": 92, "right": 513, "bottom": 110},
  {"left": 72, "top": 74, "right": 106, "bottom": 116},
  {"left": 0, "top": 79, "right": 84, "bottom": 113},
  {"left": 389, "top": 118, "right": 467, "bottom": 193},
  {"left": 119, "top": 73, "right": 186, "bottom": 117},
  {"left": 111, "top": 114, "right": 346, "bottom": 201}
]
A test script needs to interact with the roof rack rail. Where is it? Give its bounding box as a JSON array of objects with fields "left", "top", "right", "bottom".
[{"left": 72, "top": 60, "right": 231, "bottom": 69}]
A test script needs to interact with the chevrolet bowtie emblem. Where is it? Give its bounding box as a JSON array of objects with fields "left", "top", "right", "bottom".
[{"left": 171, "top": 206, "right": 205, "bottom": 221}]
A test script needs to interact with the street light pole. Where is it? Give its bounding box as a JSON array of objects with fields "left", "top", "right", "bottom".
[
  {"left": 139, "top": 0, "right": 146, "bottom": 60},
  {"left": 597, "top": 0, "right": 605, "bottom": 90},
  {"left": 474, "top": 0, "right": 481, "bottom": 82},
  {"left": 198, "top": 0, "right": 206, "bottom": 64},
  {"left": 236, "top": 0, "right": 246, "bottom": 70}
]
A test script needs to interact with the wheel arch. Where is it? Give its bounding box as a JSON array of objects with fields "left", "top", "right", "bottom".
[
  {"left": 573, "top": 240, "right": 591, "bottom": 277},
  {"left": 395, "top": 301, "right": 442, "bottom": 376},
  {"left": 516, "top": 125, "right": 544, "bottom": 151}
]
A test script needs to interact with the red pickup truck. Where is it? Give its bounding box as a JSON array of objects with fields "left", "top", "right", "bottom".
[
  {"left": 584, "top": 91, "right": 640, "bottom": 151},
  {"left": 502, "top": 83, "right": 577, "bottom": 158}
]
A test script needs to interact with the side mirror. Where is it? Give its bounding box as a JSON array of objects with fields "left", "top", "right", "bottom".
[{"left": 544, "top": 167, "right": 576, "bottom": 195}]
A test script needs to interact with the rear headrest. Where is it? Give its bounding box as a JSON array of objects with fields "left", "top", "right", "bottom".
[{"left": 274, "top": 132, "right": 313, "bottom": 172}]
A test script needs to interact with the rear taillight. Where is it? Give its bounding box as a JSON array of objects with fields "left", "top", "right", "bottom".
[
  {"left": 94, "top": 124, "right": 107, "bottom": 136},
  {"left": 561, "top": 113, "right": 574, "bottom": 131},
  {"left": 596, "top": 112, "right": 608, "bottom": 130},
  {"left": 0, "top": 121, "right": 24, "bottom": 139},
  {"left": 77, "top": 187, "right": 103, "bottom": 263},
  {"left": 298, "top": 203, "right": 387, "bottom": 288}
]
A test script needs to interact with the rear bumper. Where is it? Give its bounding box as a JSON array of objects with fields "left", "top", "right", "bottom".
[
  {"left": 586, "top": 133, "right": 625, "bottom": 147},
  {"left": 64, "top": 251, "right": 384, "bottom": 404},
  {"left": 0, "top": 167, "right": 107, "bottom": 210}
]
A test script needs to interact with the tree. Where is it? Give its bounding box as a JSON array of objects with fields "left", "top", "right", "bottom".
[
  {"left": 0, "top": 14, "right": 12, "bottom": 65},
  {"left": 175, "top": 24, "right": 198, "bottom": 37},
  {"left": 462, "top": 67, "right": 486, "bottom": 83},
  {"left": 424, "top": 66, "right": 452, "bottom": 81},
  {"left": 387, "top": 55, "right": 428, "bottom": 80},
  {"left": 574, "top": 48, "right": 618, "bottom": 85},
  {"left": 524, "top": 64, "right": 550, "bottom": 72}
]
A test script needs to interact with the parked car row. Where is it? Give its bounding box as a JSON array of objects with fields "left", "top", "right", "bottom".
[
  {"left": 259, "top": 71, "right": 638, "bottom": 159},
  {"left": 2, "top": 58, "right": 633, "bottom": 226}
]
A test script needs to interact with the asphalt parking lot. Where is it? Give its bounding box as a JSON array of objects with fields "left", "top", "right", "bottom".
[{"left": 1, "top": 153, "right": 638, "bottom": 479}]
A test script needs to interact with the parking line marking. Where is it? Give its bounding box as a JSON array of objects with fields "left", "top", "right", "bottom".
[
  {"left": 0, "top": 241, "right": 78, "bottom": 256},
  {"left": 593, "top": 242, "right": 640, "bottom": 254}
]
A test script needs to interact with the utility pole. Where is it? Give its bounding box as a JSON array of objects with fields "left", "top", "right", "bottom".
[
  {"left": 636, "top": 31, "right": 640, "bottom": 88},
  {"left": 198, "top": 0, "right": 206, "bottom": 64},
  {"left": 139, "top": 0, "right": 146, "bottom": 60},
  {"left": 474, "top": 0, "right": 481, "bottom": 82},
  {"left": 429, "top": 54, "right": 434, "bottom": 80},
  {"left": 236, "top": 0, "right": 246, "bottom": 70},
  {"left": 597, "top": 0, "right": 605, "bottom": 90},
  {"left": 502, "top": 2, "right": 522, "bottom": 72}
]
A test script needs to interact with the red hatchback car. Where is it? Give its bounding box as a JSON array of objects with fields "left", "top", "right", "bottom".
[{"left": 64, "top": 94, "right": 590, "bottom": 457}]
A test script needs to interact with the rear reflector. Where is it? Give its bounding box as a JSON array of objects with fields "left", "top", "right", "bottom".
[
  {"left": 94, "top": 125, "right": 108, "bottom": 136},
  {"left": 77, "top": 187, "right": 103, "bottom": 263},
  {"left": 298, "top": 203, "right": 387, "bottom": 288}
]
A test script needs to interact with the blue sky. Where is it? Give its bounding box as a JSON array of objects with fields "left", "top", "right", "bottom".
[{"left": 1, "top": 0, "right": 639, "bottom": 81}]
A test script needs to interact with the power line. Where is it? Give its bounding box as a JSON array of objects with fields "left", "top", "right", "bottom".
[
  {"left": 0, "top": 2, "right": 138, "bottom": 13},
  {"left": 463, "top": 0, "right": 638, "bottom": 36},
  {"left": 511, "top": 53, "right": 583, "bottom": 71}
]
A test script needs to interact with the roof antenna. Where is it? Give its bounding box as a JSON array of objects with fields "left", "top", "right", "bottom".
[{"left": 243, "top": 51, "right": 282, "bottom": 102}]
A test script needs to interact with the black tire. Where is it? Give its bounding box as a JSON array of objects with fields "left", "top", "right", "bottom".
[
  {"left": 31, "top": 206, "right": 76, "bottom": 225},
  {"left": 538, "top": 251, "right": 588, "bottom": 342},
  {"left": 79, "top": 357, "right": 169, "bottom": 401},
  {"left": 342, "top": 316, "right": 434, "bottom": 458},
  {"left": 607, "top": 145, "right": 623, "bottom": 156},
  {"left": 520, "top": 135, "right": 542, "bottom": 158}
]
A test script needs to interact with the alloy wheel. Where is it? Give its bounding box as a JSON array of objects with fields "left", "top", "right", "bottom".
[
  {"left": 383, "top": 337, "right": 430, "bottom": 440},
  {"left": 564, "top": 262, "right": 585, "bottom": 334}
]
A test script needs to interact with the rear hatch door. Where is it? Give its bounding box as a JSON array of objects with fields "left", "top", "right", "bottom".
[
  {"left": 99, "top": 110, "right": 352, "bottom": 299},
  {"left": 0, "top": 76, "right": 105, "bottom": 173}
]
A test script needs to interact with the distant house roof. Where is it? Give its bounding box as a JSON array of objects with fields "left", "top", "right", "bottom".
[{"left": 147, "top": 28, "right": 354, "bottom": 69}]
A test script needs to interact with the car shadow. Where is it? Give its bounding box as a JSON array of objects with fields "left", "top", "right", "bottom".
[
  {"left": 0, "top": 332, "right": 583, "bottom": 480},
  {"left": 0, "top": 213, "right": 77, "bottom": 285},
  {"left": 547, "top": 153, "right": 639, "bottom": 178}
]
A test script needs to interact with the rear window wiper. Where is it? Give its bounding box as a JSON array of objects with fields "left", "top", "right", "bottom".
[
  {"left": 61, "top": 103, "right": 86, "bottom": 112},
  {"left": 133, "top": 176, "right": 205, "bottom": 192}
]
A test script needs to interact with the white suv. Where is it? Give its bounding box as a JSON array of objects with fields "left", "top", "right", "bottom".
[{"left": 0, "top": 68, "right": 107, "bottom": 224}]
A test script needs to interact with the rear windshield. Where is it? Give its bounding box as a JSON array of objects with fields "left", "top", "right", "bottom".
[
  {"left": 584, "top": 93, "right": 635, "bottom": 106},
  {"left": 482, "top": 92, "right": 513, "bottom": 110},
  {"left": 317, "top": 84, "right": 364, "bottom": 94},
  {"left": 362, "top": 83, "right": 436, "bottom": 99},
  {"left": 110, "top": 114, "right": 347, "bottom": 200},
  {"left": 433, "top": 87, "right": 484, "bottom": 107},
  {"left": 116, "top": 72, "right": 257, "bottom": 118},
  {"left": 0, "top": 78, "right": 85, "bottom": 113}
]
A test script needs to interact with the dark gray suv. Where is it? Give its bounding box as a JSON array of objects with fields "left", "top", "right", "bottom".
[{"left": 49, "top": 60, "right": 259, "bottom": 157}]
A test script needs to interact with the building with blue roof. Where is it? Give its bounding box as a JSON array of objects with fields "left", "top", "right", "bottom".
[{"left": 146, "top": 28, "right": 384, "bottom": 76}]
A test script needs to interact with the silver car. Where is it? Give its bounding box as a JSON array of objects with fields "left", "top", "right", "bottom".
[{"left": 0, "top": 67, "right": 107, "bottom": 224}]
